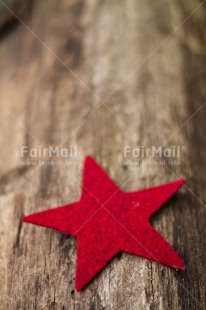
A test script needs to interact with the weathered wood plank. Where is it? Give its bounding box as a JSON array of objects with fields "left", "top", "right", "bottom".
[
  {"left": 0, "top": 0, "right": 32, "bottom": 33},
  {"left": 0, "top": 0, "right": 206, "bottom": 309}
]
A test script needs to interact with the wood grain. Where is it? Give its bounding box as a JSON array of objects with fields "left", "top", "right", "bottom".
[
  {"left": 0, "top": 0, "right": 206, "bottom": 309},
  {"left": 0, "top": 0, "right": 32, "bottom": 34}
]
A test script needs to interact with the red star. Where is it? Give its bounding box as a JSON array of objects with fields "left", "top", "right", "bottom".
[{"left": 22, "top": 156, "right": 185, "bottom": 291}]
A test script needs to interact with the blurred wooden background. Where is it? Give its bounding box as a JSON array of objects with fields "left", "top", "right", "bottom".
[{"left": 0, "top": 0, "right": 206, "bottom": 309}]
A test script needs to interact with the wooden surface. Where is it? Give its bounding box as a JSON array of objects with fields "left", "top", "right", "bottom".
[
  {"left": 0, "top": 0, "right": 206, "bottom": 309},
  {"left": 0, "top": 0, "right": 32, "bottom": 32}
]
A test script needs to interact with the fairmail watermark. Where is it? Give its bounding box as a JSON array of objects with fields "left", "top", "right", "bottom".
[
  {"left": 123, "top": 145, "right": 185, "bottom": 166},
  {"left": 20, "top": 145, "right": 82, "bottom": 166}
]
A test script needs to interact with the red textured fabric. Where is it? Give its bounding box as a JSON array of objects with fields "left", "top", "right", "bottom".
[{"left": 22, "top": 156, "right": 185, "bottom": 291}]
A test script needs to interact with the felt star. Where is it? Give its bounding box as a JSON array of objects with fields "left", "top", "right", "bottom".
[{"left": 22, "top": 156, "right": 185, "bottom": 291}]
